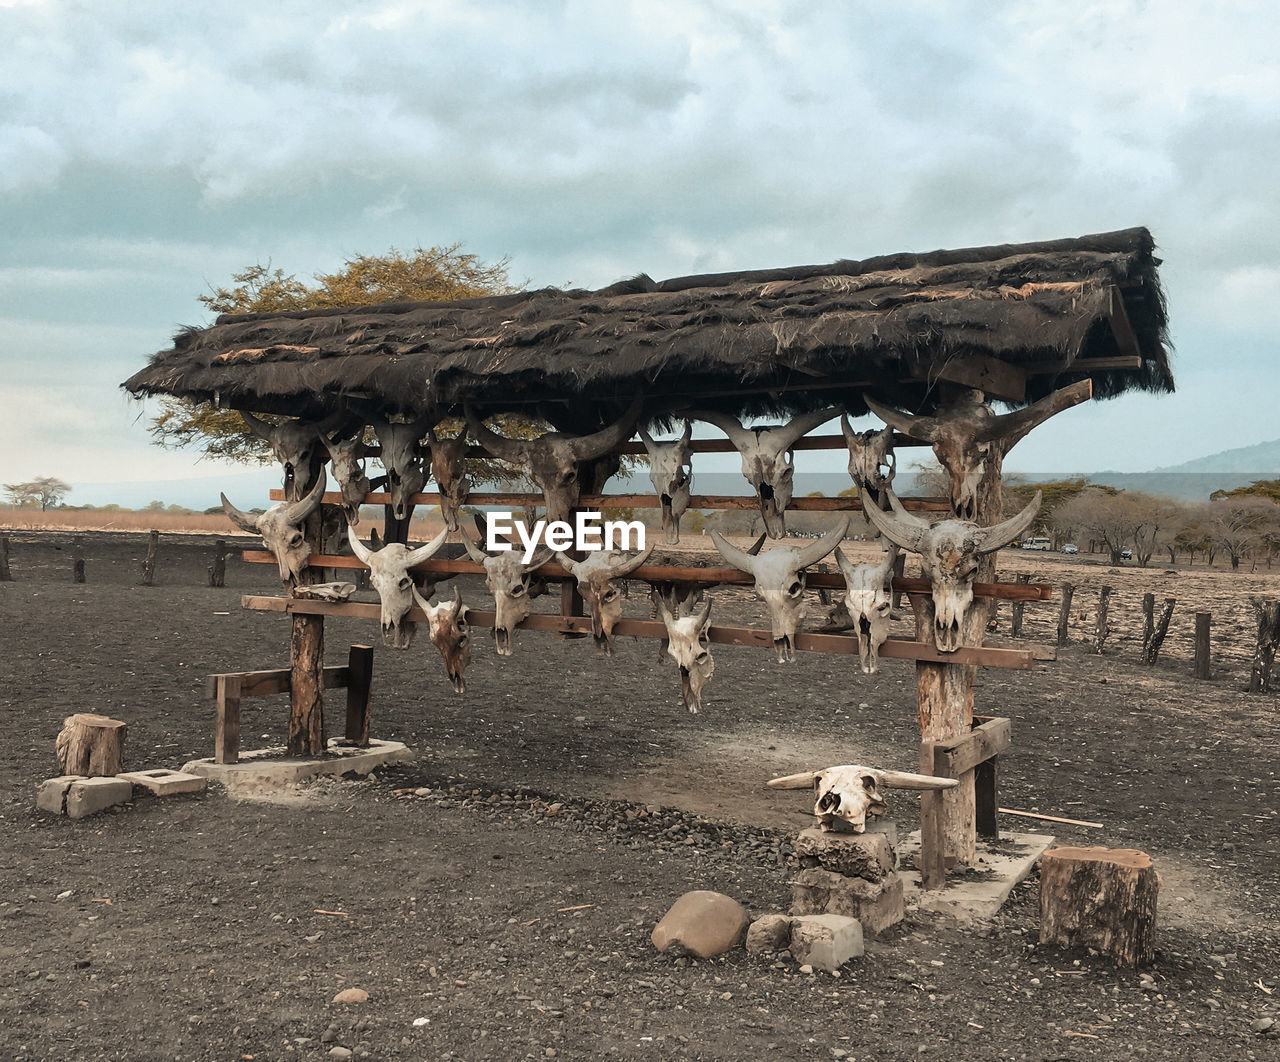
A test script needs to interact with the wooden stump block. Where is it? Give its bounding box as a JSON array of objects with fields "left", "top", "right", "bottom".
[
  {"left": 55, "top": 713, "right": 127, "bottom": 777},
  {"left": 1039, "top": 846, "right": 1158, "bottom": 967}
]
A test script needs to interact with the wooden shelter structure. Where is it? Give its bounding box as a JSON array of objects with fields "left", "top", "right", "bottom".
[{"left": 124, "top": 226, "right": 1171, "bottom": 888}]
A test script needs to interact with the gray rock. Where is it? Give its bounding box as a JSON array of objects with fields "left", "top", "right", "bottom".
[
  {"left": 745, "top": 914, "right": 792, "bottom": 955},
  {"left": 789, "top": 914, "right": 864, "bottom": 972},
  {"left": 328, "top": 1048, "right": 353, "bottom": 1061},
  {"left": 794, "top": 828, "right": 894, "bottom": 880},
  {"left": 651, "top": 891, "right": 748, "bottom": 959},
  {"left": 791, "top": 868, "right": 904, "bottom": 934}
]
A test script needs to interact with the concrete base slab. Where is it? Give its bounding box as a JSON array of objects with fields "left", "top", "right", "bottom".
[
  {"left": 183, "top": 739, "right": 413, "bottom": 791},
  {"left": 36, "top": 775, "right": 84, "bottom": 814},
  {"left": 119, "top": 769, "right": 207, "bottom": 796},
  {"left": 898, "top": 830, "right": 1056, "bottom": 924},
  {"left": 66, "top": 777, "right": 134, "bottom": 819}
]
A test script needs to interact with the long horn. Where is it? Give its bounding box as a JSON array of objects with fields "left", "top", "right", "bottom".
[
  {"left": 972, "top": 379, "right": 1093, "bottom": 448},
  {"left": 554, "top": 551, "right": 580, "bottom": 575},
  {"left": 839, "top": 413, "right": 857, "bottom": 448},
  {"left": 863, "top": 395, "right": 942, "bottom": 443},
  {"left": 877, "top": 770, "right": 960, "bottom": 791},
  {"left": 460, "top": 527, "right": 489, "bottom": 566},
  {"left": 220, "top": 493, "right": 261, "bottom": 534},
  {"left": 861, "top": 489, "right": 928, "bottom": 553},
  {"left": 774, "top": 406, "right": 841, "bottom": 450},
  {"left": 638, "top": 425, "right": 657, "bottom": 453},
  {"left": 693, "top": 596, "right": 713, "bottom": 630},
  {"left": 767, "top": 770, "right": 819, "bottom": 790},
  {"left": 524, "top": 547, "right": 555, "bottom": 572},
  {"left": 605, "top": 545, "right": 654, "bottom": 578},
  {"left": 239, "top": 409, "right": 273, "bottom": 440},
  {"left": 655, "top": 592, "right": 676, "bottom": 628},
  {"left": 974, "top": 491, "right": 1043, "bottom": 555},
  {"left": 282, "top": 468, "right": 327, "bottom": 524},
  {"left": 694, "top": 410, "right": 753, "bottom": 450},
  {"left": 710, "top": 530, "right": 761, "bottom": 576},
  {"left": 405, "top": 524, "right": 450, "bottom": 567},
  {"left": 314, "top": 408, "right": 351, "bottom": 438},
  {"left": 566, "top": 393, "right": 643, "bottom": 461},
  {"left": 464, "top": 407, "right": 526, "bottom": 461},
  {"left": 876, "top": 542, "right": 900, "bottom": 580},
  {"left": 346, "top": 523, "right": 373, "bottom": 564},
  {"left": 678, "top": 419, "right": 692, "bottom": 446},
  {"left": 835, "top": 546, "right": 858, "bottom": 582},
  {"left": 449, "top": 583, "right": 465, "bottom": 619},
  {"left": 882, "top": 486, "right": 928, "bottom": 527},
  {"left": 795, "top": 517, "right": 848, "bottom": 569}
]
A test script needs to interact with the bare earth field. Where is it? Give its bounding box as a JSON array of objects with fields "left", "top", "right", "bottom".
[{"left": 1, "top": 530, "right": 1277, "bottom": 1062}]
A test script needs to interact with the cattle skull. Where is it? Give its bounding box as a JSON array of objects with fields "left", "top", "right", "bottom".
[
  {"left": 839, "top": 419, "right": 895, "bottom": 498},
  {"left": 639, "top": 421, "right": 693, "bottom": 544},
  {"left": 371, "top": 415, "right": 434, "bottom": 521},
  {"left": 865, "top": 380, "right": 1089, "bottom": 521},
  {"left": 346, "top": 523, "right": 450, "bottom": 649},
  {"left": 862, "top": 487, "right": 1041, "bottom": 652},
  {"left": 697, "top": 407, "right": 839, "bottom": 537},
  {"left": 465, "top": 396, "right": 642, "bottom": 523},
  {"left": 240, "top": 410, "right": 347, "bottom": 502},
  {"left": 321, "top": 431, "right": 372, "bottom": 520},
  {"left": 220, "top": 471, "right": 328, "bottom": 587},
  {"left": 427, "top": 428, "right": 470, "bottom": 532},
  {"left": 555, "top": 547, "right": 654, "bottom": 655},
  {"left": 461, "top": 533, "right": 553, "bottom": 656},
  {"left": 769, "top": 765, "right": 959, "bottom": 832},
  {"left": 655, "top": 596, "right": 715, "bottom": 712},
  {"left": 711, "top": 518, "right": 847, "bottom": 663},
  {"left": 411, "top": 584, "right": 472, "bottom": 694},
  {"left": 834, "top": 544, "right": 900, "bottom": 674}
]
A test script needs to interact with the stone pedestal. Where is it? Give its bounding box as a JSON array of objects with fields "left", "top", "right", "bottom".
[{"left": 790, "top": 826, "right": 905, "bottom": 936}]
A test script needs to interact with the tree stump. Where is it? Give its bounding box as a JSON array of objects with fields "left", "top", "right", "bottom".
[
  {"left": 1142, "top": 597, "right": 1175, "bottom": 665},
  {"left": 55, "top": 713, "right": 127, "bottom": 777},
  {"left": 208, "top": 539, "right": 227, "bottom": 588},
  {"left": 1194, "top": 612, "right": 1211, "bottom": 680},
  {"left": 1039, "top": 846, "right": 1158, "bottom": 967}
]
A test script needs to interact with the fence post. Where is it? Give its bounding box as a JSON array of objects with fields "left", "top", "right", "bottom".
[
  {"left": 1057, "top": 583, "right": 1075, "bottom": 647},
  {"left": 1140, "top": 592, "right": 1155, "bottom": 659},
  {"left": 72, "top": 535, "right": 86, "bottom": 583},
  {"left": 1142, "top": 597, "right": 1176, "bottom": 665},
  {"left": 1010, "top": 573, "right": 1031, "bottom": 637},
  {"left": 208, "top": 539, "right": 227, "bottom": 588},
  {"left": 1194, "top": 612, "right": 1211, "bottom": 680},
  {"left": 1093, "top": 586, "right": 1112, "bottom": 654},
  {"left": 0, "top": 535, "right": 11, "bottom": 581},
  {"left": 1248, "top": 598, "right": 1280, "bottom": 693},
  {"left": 141, "top": 529, "right": 159, "bottom": 586}
]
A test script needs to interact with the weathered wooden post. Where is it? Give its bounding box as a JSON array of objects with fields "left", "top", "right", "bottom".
[
  {"left": 1093, "top": 586, "right": 1112, "bottom": 653},
  {"left": 0, "top": 535, "right": 12, "bottom": 581},
  {"left": 208, "top": 538, "right": 227, "bottom": 587},
  {"left": 1010, "top": 572, "right": 1032, "bottom": 637},
  {"left": 72, "top": 535, "right": 85, "bottom": 583},
  {"left": 1057, "top": 582, "right": 1075, "bottom": 646},
  {"left": 141, "top": 529, "right": 160, "bottom": 586},
  {"left": 1140, "top": 592, "right": 1155, "bottom": 658},
  {"left": 1142, "top": 597, "right": 1175, "bottom": 666},
  {"left": 1194, "top": 612, "right": 1211, "bottom": 680},
  {"left": 344, "top": 644, "right": 375, "bottom": 746},
  {"left": 288, "top": 503, "right": 327, "bottom": 757},
  {"left": 1248, "top": 598, "right": 1280, "bottom": 693}
]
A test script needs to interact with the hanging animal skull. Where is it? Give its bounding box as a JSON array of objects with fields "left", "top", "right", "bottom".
[
  {"left": 862, "top": 488, "right": 1041, "bottom": 652},
  {"left": 427, "top": 428, "right": 470, "bottom": 532},
  {"left": 768, "top": 765, "right": 959, "bottom": 832},
  {"left": 639, "top": 421, "right": 693, "bottom": 544},
  {"left": 465, "top": 396, "right": 642, "bottom": 524},
  {"left": 411, "top": 584, "right": 472, "bottom": 693},
  {"left": 839, "top": 419, "right": 896, "bottom": 498},
  {"left": 371, "top": 415, "right": 434, "bottom": 521},
  {"left": 655, "top": 595, "right": 715, "bottom": 712},
  {"left": 865, "top": 380, "right": 1090, "bottom": 521},
  {"left": 834, "top": 544, "right": 900, "bottom": 674},
  {"left": 346, "top": 523, "right": 450, "bottom": 649},
  {"left": 220, "top": 471, "right": 328, "bottom": 587},
  {"left": 711, "top": 518, "right": 848, "bottom": 663},
  {"left": 240, "top": 410, "right": 347, "bottom": 502},
  {"left": 461, "top": 533, "right": 553, "bottom": 656},
  {"left": 555, "top": 547, "right": 654, "bottom": 655},
  {"left": 697, "top": 407, "right": 839, "bottom": 537},
  {"left": 321, "top": 431, "right": 372, "bottom": 520}
]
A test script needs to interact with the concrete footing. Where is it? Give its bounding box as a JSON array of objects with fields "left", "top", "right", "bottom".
[
  {"left": 898, "top": 830, "right": 1056, "bottom": 923},
  {"left": 183, "top": 739, "right": 413, "bottom": 791}
]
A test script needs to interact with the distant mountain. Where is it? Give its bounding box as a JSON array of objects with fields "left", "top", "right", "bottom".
[
  {"left": 1150, "top": 437, "right": 1280, "bottom": 475},
  {"left": 1078, "top": 438, "right": 1280, "bottom": 500}
]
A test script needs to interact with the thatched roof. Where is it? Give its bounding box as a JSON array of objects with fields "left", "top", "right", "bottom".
[{"left": 123, "top": 227, "right": 1171, "bottom": 429}]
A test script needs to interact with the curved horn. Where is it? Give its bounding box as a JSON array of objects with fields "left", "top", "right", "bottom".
[
  {"left": 974, "top": 491, "right": 1043, "bottom": 555},
  {"left": 566, "top": 393, "right": 643, "bottom": 461},
  {"left": 861, "top": 489, "right": 928, "bottom": 553},
  {"left": 524, "top": 547, "right": 555, "bottom": 572},
  {"left": 774, "top": 405, "right": 841, "bottom": 450},
  {"left": 654, "top": 592, "right": 676, "bottom": 628},
  {"left": 239, "top": 409, "right": 273, "bottom": 440},
  {"left": 883, "top": 487, "right": 929, "bottom": 527},
  {"left": 405, "top": 524, "right": 450, "bottom": 567},
  {"left": 460, "top": 529, "right": 489, "bottom": 566},
  {"left": 863, "top": 395, "right": 942, "bottom": 443},
  {"left": 346, "top": 523, "right": 374, "bottom": 564},
  {"left": 282, "top": 468, "right": 327, "bottom": 524},
  {"left": 638, "top": 425, "right": 656, "bottom": 453},
  {"left": 464, "top": 407, "right": 527, "bottom": 461},
  {"left": 678, "top": 419, "right": 692, "bottom": 446},
  {"left": 745, "top": 532, "right": 767, "bottom": 557},
  {"left": 767, "top": 770, "right": 819, "bottom": 790},
  {"left": 876, "top": 542, "right": 900, "bottom": 579},
  {"left": 693, "top": 596, "right": 713, "bottom": 630},
  {"left": 972, "top": 379, "right": 1093, "bottom": 448},
  {"left": 605, "top": 545, "right": 654, "bottom": 578},
  {"left": 835, "top": 546, "right": 858, "bottom": 581},
  {"left": 694, "top": 410, "right": 753, "bottom": 449},
  {"left": 449, "top": 583, "right": 465, "bottom": 618},
  {"left": 877, "top": 770, "right": 960, "bottom": 791},
  {"left": 795, "top": 517, "right": 848, "bottom": 569},
  {"left": 710, "top": 530, "right": 762, "bottom": 576},
  {"left": 220, "top": 493, "right": 261, "bottom": 534},
  {"left": 554, "top": 551, "right": 580, "bottom": 575}
]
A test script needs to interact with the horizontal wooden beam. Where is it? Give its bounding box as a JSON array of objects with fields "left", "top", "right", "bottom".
[
  {"left": 239, "top": 596, "right": 1036, "bottom": 669},
  {"left": 931, "top": 716, "right": 1012, "bottom": 777},
  {"left": 242, "top": 552, "right": 1052, "bottom": 602},
  {"left": 202, "top": 664, "right": 350, "bottom": 700},
  {"left": 909, "top": 353, "right": 1027, "bottom": 403},
  {"left": 1023, "top": 355, "right": 1144, "bottom": 375}
]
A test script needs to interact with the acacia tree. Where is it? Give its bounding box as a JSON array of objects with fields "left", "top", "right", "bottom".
[
  {"left": 4, "top": 477, "right": 70, "bottom": 510},
  {"left": 1209, "top": 496, "right": 1280, "bottom": 570}
]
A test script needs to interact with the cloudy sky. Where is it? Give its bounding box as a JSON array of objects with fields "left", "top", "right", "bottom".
[{"left": 3, "top": 0, "right": 1277, "bottom": 506}]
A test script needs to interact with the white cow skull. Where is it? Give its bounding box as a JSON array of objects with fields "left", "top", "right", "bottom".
[
  {"left": 347, "top": 523, "right": 450, "bottom": 649},
  {"left": 240, "top": 410, "right": 347, "bottom": 502},
  {"left": 697, "top": 407, "right": 839, "bottom": 537},
  {"left": 371, "top": 415, "right": 434, "bottom": 521},
  {"left": 839, "top": 419, "right": 895, "bottom": 497},
  {"left": 638, "top": 421, "right": 693, "bottom": 544},
  {"left": 427, "top": 428, "right": 470, "bottom": 532},
  {"left": 411, "top": 584, "right": 473, "bottom": 693},
  {"left": 465, "top": 395, "right": 642, "bottom": 523},
  {"left": 711, "top": 518, "right": 847, "bottom": 663},
  {"left": 220, "top": 471, "right": 328, "bottom": 587},
  {"left": 834, "top": 544, "right": 899, "bottom": 674},
  {"left": 461, "top": 533, "right": 553, "bottom": 656},
  {"left": 768, "top": 764, "right": 958, "bottom": 832},
  {"left": 655, "top": 596, "right": 715, "bottom": 712},
  {"left": 555, "top": 547, "right": 654, "bottom": 655},
  {"left": 321, "top": 431, "right": 372, "bottom": 520},
  {"left": 863, "top": 487, "right": 1041, "bottom": 652}
]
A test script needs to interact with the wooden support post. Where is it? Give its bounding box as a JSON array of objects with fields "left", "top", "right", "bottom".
[
  {"left": 289, "top": 504, "right": 327, "bottom": 756},
  {"left": 1142, "top": 597, "right": 1175, "bottom": 666},
  {"left": 214, "top": 674, "right": 242, "bottom": 764},
  {"left": 1248, "top": 598, "right": 1280, "bottom": 693},
  {"left": 0, "top": 535, "right": 12, "bottom": 581},
  {"left": 73, "top": 535, "right": 85, "bottom": 583},
  {"left": 141, "top": 529, "right": 159, "bottom": 586},
  {"left": 1039, "top": 847, "right": 1159, "bottom": 967},
  {"left": 1010, "top": 573, "right": 1031, "bottom": 637},
  {"left": 1194, "top": 612, "right": 1211, "bottom": 680},
  {"left": 974, "top": 759, "right": 998, "bottom": 839},
  {"left": 1057, "top": 583, "right": 1074, "bottom": 646},
  {"left": 208, "top": 539, "right": 227, "bottom": 588},
  {"left": 55, "top": 713, "right": 127, "bottom": 776},
  {"left": 1140, "top": 592, "right": 1155, "bottom": 659},
  {"left": 918, "top": 738, "right": 946, "bottom": 891},
  {"left": 1093, "top": 586, "right": 1112, "bottom": 654},
  {"left": 344, "top": 644, "right": 374, "bottom": 746}
]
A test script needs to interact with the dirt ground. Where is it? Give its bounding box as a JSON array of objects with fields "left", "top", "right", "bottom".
[{"left": 1, "top": 530, "right": 1277, "bottom": 1062}]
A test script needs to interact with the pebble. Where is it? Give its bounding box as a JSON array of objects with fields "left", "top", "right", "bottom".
[
  {"left": 333, "top": 988, "right": 369, "bottom": 1004},
  {"left": 328, "top": 1049, "right": 352, "bottom": 1061},
  {"left": 1253, "top": 1017, "right": 1276, "bottom": 1034}
]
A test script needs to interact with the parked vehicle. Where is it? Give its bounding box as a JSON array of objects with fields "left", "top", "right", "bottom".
[
  {"left": 1061, "top": 544, "right": 1078, "bottom": 555},
  {"left": 1020, "top": 537, "right": 1052, "bottom": 551},
  {"left": 1121, "top": 548, "right": 1133, "bottom": 560}
]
